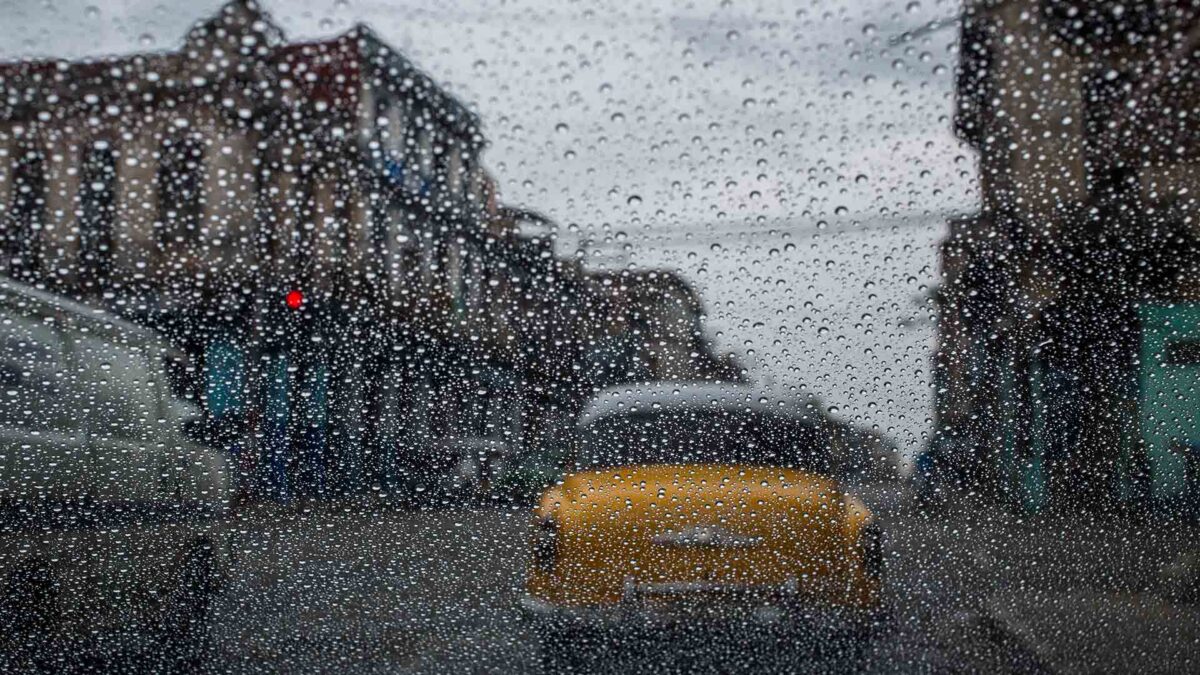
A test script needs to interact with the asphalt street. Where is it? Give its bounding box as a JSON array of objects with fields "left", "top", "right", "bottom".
[{"left": 202, "top": 485, "right": 1061, "bottom": 674}]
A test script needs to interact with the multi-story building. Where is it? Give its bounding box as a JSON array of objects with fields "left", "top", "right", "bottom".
[
  {"left": 0, "top": 0, "right": 743, "bottom": 501},
  {"left": 578, "top": 268, "right": 743, "bottom": 388},
  {"left": 0, "top": 0, "right": 511, "bottom": 500},
  {"left": 931, "top": 0, "right": 1200, "bottom": 513}
]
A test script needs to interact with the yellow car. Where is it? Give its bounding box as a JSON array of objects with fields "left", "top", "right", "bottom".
[{"left": 521, "top": 383, "right": 886, "bottom": 669}]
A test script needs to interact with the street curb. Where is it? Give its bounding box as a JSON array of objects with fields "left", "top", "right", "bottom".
[{"left": 976, "top": 612, "right": 1056, "bottom": 675}]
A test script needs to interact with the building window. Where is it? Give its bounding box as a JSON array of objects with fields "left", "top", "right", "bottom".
[
  {"left": 447, "top": 146, "right": 464, "bottom": 197},
  {"left": 3, "top": 147, "right": 46, "bottom": 279},
  {"left": 357, "top": 81, "right": 378, "bottom": 144},
  {"left": 156, "top": 137, "right": 206, "bottom": 242},
  {"left": 416, "top": 127, "right": 434, "bottom": 193},
  {"left": 385, "top": 101, "right": 407, "bottom": 156},
  {"left": 79, "top": 143, "right": 116, "bottom": 286}
]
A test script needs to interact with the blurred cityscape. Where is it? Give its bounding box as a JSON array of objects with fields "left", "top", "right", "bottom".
[
  {"left": 0, "top": 0, "right": 895, "bottom": 506},
  {"left": 1, "top": 1, "right": 1199, "bottom": 673}
]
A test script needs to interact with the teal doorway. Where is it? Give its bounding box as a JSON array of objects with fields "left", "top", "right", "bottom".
[{"left": 1139, "top": 304, "right": 1200, "bottom": 514}]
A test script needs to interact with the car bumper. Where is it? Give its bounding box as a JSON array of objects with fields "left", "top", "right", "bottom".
[{"left": 519, "top": 581, "right": 885, "bottom": 634}]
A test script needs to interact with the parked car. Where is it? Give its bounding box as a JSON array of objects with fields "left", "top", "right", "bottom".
[
  {"left": 400, "top": 436, "right": 512, "bottom": 505},
  {"left": 0, "top": 278, "right": 234, "bottom": 671},
  {"left": 494, "top": 449, "right": 565, "bottom": 505},
  {"left": 450, "top": 437, "right": 512, "bottom": 500},
  {"left": 521, "top": 382, "right": 887, "bottom": 670}
]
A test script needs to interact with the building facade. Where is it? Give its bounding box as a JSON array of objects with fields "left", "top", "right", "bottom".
[
  {"left": 0, "top": 1, "right": 740, "bottom": 501},
  {"left": 932, "top": 0, "right": 1200, "bottom": 514}
]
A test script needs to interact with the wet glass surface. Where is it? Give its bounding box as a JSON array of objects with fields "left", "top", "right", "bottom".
[{"left": 1, "top": 1, "right": 1199, "bottom": 673}]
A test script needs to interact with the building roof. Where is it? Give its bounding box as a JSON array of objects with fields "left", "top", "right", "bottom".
[{"left": 0, "top": 0, "right": 482, "bottom": 141}]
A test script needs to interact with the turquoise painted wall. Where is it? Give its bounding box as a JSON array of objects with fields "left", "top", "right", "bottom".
[{"left": 1138, "top": 304, "right": 1200, "bottom": 502}]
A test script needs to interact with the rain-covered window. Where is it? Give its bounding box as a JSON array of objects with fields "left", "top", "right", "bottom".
[{"left": 1, "top": 1, "right": 1198, "bottom": 674}]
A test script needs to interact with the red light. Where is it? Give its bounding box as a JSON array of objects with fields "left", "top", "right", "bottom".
[{"left": 285, "top": 290, "right": 304, "bottom": 310}]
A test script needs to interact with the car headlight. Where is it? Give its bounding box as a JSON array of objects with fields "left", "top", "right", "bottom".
[
  {"left": 531, "top": 516, "right": 559, "bottom": 573},
  {"left": 861, "top": 522, "right": 884, "bottom": 582}
]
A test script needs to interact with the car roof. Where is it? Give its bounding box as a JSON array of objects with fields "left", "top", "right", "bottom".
[
  {"left": 0, "top": 276, "right": 164, "bottom": 345},
  {"left": 577, "top": 381, "right": 811, "bottom": 429}
]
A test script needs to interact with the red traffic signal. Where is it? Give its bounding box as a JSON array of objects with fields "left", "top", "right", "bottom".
[{"left": 285, "top": 290, "right": 304, "bottom": 310}]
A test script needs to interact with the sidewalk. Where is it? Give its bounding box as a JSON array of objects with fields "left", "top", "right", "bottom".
[
  {"left": 966, "top": 506, "right": 1199, "bottom": 673},
  {"left": 864, "top": 483, "right": 1200, "bottom": 674}
]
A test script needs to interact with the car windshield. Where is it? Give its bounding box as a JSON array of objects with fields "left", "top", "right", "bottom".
[
  {"left": 578, "top": 408, "right": 829, "bottom": 471},
  {"left": 3, "top": 0, "right": 1199, "bottom": 673}
]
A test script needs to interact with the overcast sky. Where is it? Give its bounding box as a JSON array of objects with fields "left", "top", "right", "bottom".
[{"left": 0, "top": 0, "right": 975, "bottom": 460}]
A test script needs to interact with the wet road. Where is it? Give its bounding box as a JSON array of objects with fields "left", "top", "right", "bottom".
[{"left": 206, "top": 486, "right": 1050, "bottom": 674}]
